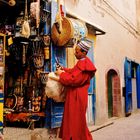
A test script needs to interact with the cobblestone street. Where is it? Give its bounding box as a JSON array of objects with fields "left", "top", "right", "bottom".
[{"left": 92, "top": 110, "right": 140, "bottom": 140}]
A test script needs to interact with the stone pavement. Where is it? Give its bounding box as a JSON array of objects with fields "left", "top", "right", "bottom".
[
  {"left": 3, "top": 109, "right": 140, "bottom": 140},
  {"left": 92, "top": 110, "right": 140, "bottom": 140},
  {"left": 4, "top": 127, "right": 58, "bottom": 140}
]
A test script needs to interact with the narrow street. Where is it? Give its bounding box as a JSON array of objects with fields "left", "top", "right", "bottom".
[{"left": 91, "top": 110, "right": 140, "bottom": 140}]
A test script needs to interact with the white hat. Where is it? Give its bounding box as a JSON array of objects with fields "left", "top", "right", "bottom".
[{"left": 77, "top": 40, "right": 91, "bottom": 52}]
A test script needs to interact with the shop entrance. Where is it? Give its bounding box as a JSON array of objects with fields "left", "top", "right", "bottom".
[
  {"left": 4, "top": 38, "right": 47, "bottom": 129},
  {"left": 131, "top": 62, "right": 137, "bottom": 112}
]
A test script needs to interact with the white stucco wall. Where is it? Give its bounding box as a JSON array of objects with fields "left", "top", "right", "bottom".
[
  {"left": 64, "top": 0, "right": 140, "bottom": 124},
  {"left": 105, "top": 0, "right": 137, "bottom": 26}
]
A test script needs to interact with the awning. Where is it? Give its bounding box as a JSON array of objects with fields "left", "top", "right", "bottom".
[
  {"left": 86, "top": 22, "right": 106, "bottom": 35},
  {"left": 66, "top": 12, "right": 106, "bottom": 35}
]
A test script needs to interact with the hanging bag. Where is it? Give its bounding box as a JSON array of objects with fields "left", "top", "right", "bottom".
[
  {"left": 21, "top": 0, "right": 30, "bottom": 38},
  {"left": 51, "top": 0, "right": 88, "bottom": 47}
]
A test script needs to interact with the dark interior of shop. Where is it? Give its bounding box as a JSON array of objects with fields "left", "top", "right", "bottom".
[
  {"left": 0, "top": 0, "right": 50, "bottom": 129},
  {"left": 0, "top": 0, "right": 30, "bottom": 24},
  {"left": 1, "top": 0, "right": 70, "bottom": 129}
]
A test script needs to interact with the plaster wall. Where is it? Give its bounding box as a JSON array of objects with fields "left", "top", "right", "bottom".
[
  {"left": 104, "top": 0, "right": 137, "bottom": 26},
  {"left": 64, "top": 0, "right": 140, "bottom": 125}
]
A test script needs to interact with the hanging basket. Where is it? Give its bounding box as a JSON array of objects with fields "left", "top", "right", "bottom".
[
  {"left": 33, "top": 54, "right": 44, "bottom": 69},
  {"left": 40, "top": 72, "right": 49, "bottom": 84}
]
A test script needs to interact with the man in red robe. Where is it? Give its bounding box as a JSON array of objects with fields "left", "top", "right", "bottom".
[{"left": 56, "top": 40, "right": 96, "bottom": 140}]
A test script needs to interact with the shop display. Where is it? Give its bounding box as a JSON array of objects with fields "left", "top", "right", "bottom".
[
  {"left": 0, "top": 0, "right": 81, "bottom": 130},
  {"left": 3, "top": 35, "right": 47, "bottom": 128},
  {"left": 1, "top": 0, "right": 52, "bottom": 128}
]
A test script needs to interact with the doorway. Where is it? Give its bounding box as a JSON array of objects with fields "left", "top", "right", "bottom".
[
  {"left": 131, "top": 62, "right": 137, "bottom": 111},
  {"left": 124, "top": 59, "right": 140, "bottom": 115},
  {"left": 107, "top": 69, "right": 121, "bottom": 118}
]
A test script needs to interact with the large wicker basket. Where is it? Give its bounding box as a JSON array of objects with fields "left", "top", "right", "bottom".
[{"left": 51, "top": 17, "right": 88, "bottom": 47}]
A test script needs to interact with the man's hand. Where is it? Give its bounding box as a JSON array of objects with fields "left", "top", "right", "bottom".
[
  {"left": 55, "top": 68, "right": 64, "bottom": 76},
  {"left": 56, "top": 63, "right": 63, "bottom": 70}
]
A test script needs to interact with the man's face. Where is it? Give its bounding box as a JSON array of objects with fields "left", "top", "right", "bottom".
[{"left": 74, "top": 45, "right": 86, "bottom": 59}]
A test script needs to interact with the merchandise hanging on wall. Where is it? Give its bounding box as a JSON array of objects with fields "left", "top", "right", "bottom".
[
  {"left": 0, "top": 0, "right": 68, "bottom": 131},
  {"left": 51, "top": 17, "right": 88, "bottom": 47},
  {"left": 21, "top": 0, "right": 30, "bottom": 38}
]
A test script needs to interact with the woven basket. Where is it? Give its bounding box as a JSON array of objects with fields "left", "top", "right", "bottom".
[
  {"left": 51, "top": 17, "right": 88, "bottom": 47},
  {"left": 51, "top": 17, "right": 74, "bottom": 46}
]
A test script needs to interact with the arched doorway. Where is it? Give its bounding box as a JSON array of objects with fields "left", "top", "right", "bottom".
[{"left": 107, "top": 69, "right": 121, "bottom": 118}]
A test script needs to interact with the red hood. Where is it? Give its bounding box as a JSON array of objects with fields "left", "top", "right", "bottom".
[{"left": 77, "top": 57, "right": 97, "bottom": 72}]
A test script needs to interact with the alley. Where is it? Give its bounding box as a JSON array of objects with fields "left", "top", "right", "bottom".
[{"left": 92, "top": 110, "right": 140, "bottom": 140}]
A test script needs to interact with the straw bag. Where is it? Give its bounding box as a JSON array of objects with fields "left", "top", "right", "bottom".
[
  {"left": 21, "top": 0, "right": 30, "bottom": 38},
  {"left": 21, "top": 21, "right": 30, "bottom": 38},
  {"left": 51, "top": 17, "right": 88, "bottom": 47},
  {"left": 52, "top": 17, "right": 73, "bottom": 46}
]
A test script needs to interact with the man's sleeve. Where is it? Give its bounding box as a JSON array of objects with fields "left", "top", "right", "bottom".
[{"left": 59, "top": 69, "right": 90, "bottom": 87}]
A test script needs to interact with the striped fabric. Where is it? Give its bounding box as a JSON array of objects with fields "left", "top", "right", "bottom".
[{"left": 77, "top": 40, "right": 91, "bottom": 52}]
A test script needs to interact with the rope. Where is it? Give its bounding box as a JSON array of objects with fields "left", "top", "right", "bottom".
[{"left": 24, "top": 0, "right": 28, "bottom": 20}]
